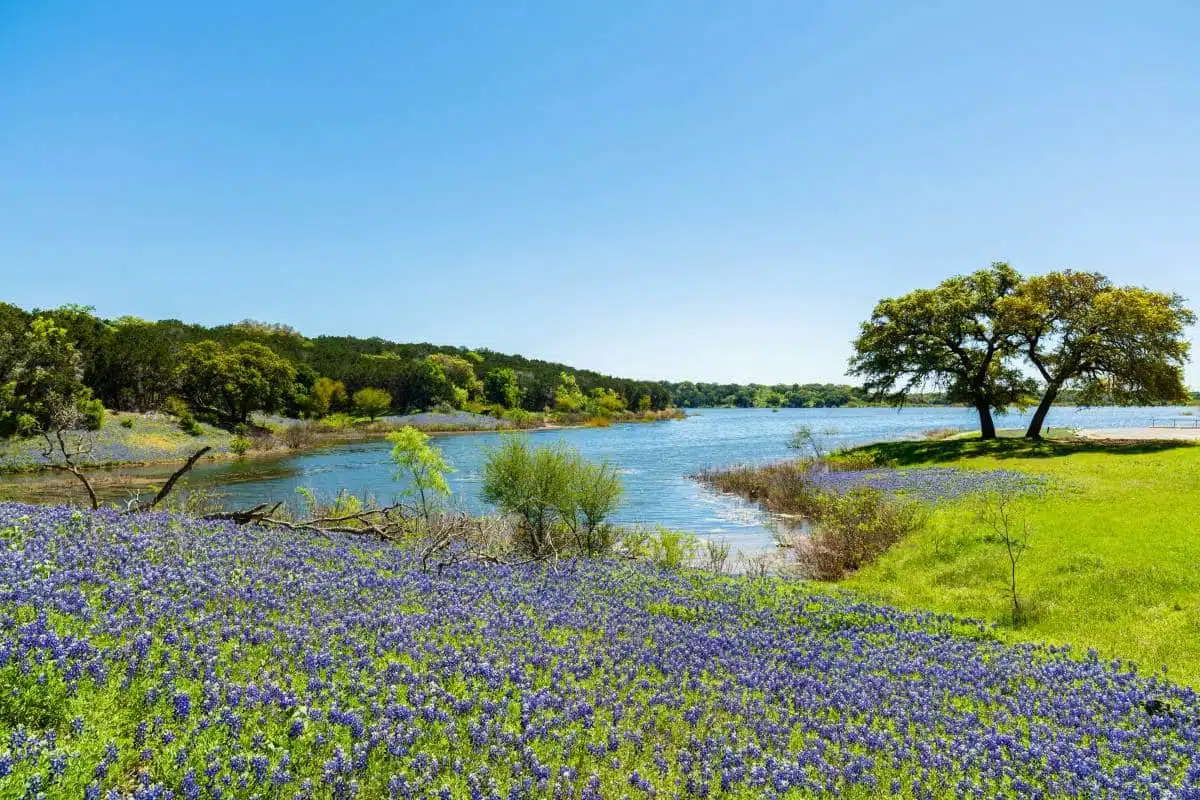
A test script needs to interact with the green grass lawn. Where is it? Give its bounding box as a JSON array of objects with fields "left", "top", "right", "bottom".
[{"left": 840, "top": 435, "right": 1200, "bottom": 684}]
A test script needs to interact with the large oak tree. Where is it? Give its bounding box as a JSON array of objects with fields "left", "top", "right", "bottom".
[
  {"left": 849, "top": 263, "right": 1033, "bottom": 439},
  {"left": 1000, "top": 270, "right": 1195, "bottom": 439}
]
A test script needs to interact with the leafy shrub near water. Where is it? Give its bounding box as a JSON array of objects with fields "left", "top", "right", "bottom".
[
  {"left": 280, "top": 420, "right": 318, "bottom": 450},
  {"left": 228, "top": 436, "right": 251, "bottom": 456},
  {"left": 622, "top": 525, "right": 701, "bottom": 570},
  {"left": 780, "top": 488, "right": 926, "bottom": 580},
  {"left": 481, "top": 438, "right": 624, "bottom": 558}
]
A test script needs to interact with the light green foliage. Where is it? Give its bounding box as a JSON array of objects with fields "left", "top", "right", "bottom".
[
  {"left": 623, "top": 526, "right": 700, "bottom": 570},
  {"left": 560, "top": 459, "right": 624, "bottom": 555},
  {"left": 426, "top": 354, "right": 482, "bottom": 405},
  {"left": 588, "top": 387, "right": 627, "bottom": 416},
  {"left": 843, "top": 436, "right": 1200, "bottom": 683},
  {"left": 296, "top": 486, "right": 363, "bottom": 517},
  {"left": 483, "top": 368, "right": 522, "bottom": 408},
  {"left": 553, "top": 372, "right": 586, "bottom": 413},
  {"left": 309, "top": 377, "right": 348, "bottom": 418},
  {"left": 482, "top": 438, "right": 576, "bottom": 556},
  {"left": 176, "top": 340, "right": 297, "bottom": 429},
  {"left": 0, "top": 317, "right": 104, "bottom": 439},
  {"left": 387, "top": 425, "right": 453, "bottom": 519},
  {"left": 788, "top": 424, "right": 834, "bottom": 459},
  {"left": 228, "top": 436, "right": 251, "bottom": 456},
  {"left": 352, "top": 387, "right": 392, "bottom": 420},
  {"left": 752, "top": 387, "right": 787, "bottom": 408},
  {"left": 481, "top": 437, "right": 624, "bottom": 557},
  {"left": 997, "top": 270, "right": 1195, "bottom": 439},
  {"left": 163, "top": 396, "right": 202, "bottom": 436}
]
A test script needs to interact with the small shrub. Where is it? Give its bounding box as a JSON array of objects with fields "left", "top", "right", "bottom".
[
  {"left": 703, "top": 539, "right": 732, "bottom": 574},
  {"left": 501, "top": 407, "right": 537, "bottom": 425},
  {"left": 119, "top": 417, "right": 135, "bottom": 429},
  {"left": 787, "top": 488, "right": 924, "bottom": 580},
  {"left": 823, "top": 450, "right": 878, "bottom": 471},
  {"left": 643, "top": 527, "right": 700, "bottom": 570},
  {"left": 281, "top": 421, "right": 318, "bottom": 450},
  {"left": 561, "top": 459, "right": 623, "bottom": 555},
  {"left": 164, "top": 397, "right": 203, "bottom": 436},
  {"left": 229, "top": 436, "right": 251, "bottom": 456},
  {"left": 320, "top": 412, "right": 357, "bottom": 430}
]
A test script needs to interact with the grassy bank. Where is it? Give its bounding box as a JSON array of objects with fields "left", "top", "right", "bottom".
[{"left": 836, "top": 436, "right": 1200, "bottom": 684}]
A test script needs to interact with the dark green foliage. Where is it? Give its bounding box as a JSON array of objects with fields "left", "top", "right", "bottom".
[
  {"left": 483, "top": 367, "right": 522, "bottom": 408},
  {"left": 666, "top": 381, "right": 868, "bottom": 408},
  {"left": 0, "top": 303, "right": 676, "bottom": 419},
  {"left": 176, "top": 340, "right": 297, "bottom": 429},
  {"left": 998, "top": 270, "right": 1195, "bottom": 439},
  {"left": 0, "top": 317, "right": 104, "bottom": 438}
]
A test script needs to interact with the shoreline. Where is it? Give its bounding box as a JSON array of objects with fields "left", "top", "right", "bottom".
[{"left": 0, "top": 410, "right": 685, "bottom": 478}]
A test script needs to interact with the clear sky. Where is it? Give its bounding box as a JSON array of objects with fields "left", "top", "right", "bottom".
[{"left": 1, "top": 2, "right": 1197, "bottom": 386}]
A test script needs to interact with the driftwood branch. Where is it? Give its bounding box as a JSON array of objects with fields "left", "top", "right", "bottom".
[
  {"left": 201, "top": 502, "right": 410, "bottom": 540},
  {"left": 42, "top": 429, "right": 99, "bottom": 510},
  {"left": 134, "top": 446, "right": 212, "bottom": 511}
]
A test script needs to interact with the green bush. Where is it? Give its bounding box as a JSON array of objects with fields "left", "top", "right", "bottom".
[
  {"left": 353, "top": 387, "right": 392, "bottom": 420},
  {"left": 789, "top": 488, "right": 925, "bottom": 580},
  {"left": 163, "top": 396, "right": 203, "bottom": 436},
  {"left": 119, "top": 417, "right": 135, "bottom": 429},
  {"left": 229, "top": 436, "right": 252, "bottom": 456},
  {"left": 481, "top": 438, "right": 624, "bottom": 558},
  {"left": 319, "top": 412, "right": 357, "bottom": 430},
  {"left": 622, "top": 526, "right": 700, "bottom": 570}
]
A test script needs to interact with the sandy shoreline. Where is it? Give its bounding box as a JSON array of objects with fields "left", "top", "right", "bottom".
[{"left": 1077, "top": 426, "right": 1200, "bottom": 441}]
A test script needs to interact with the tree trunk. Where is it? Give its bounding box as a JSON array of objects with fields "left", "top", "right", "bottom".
[
  {"left": 975, "top": 401, "right": 997, "bottom": 440},
  {"left": 1025, "top": 384, "right": 1059, "bottom": 440}
]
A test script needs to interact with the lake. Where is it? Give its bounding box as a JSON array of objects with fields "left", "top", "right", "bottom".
[{"left": 178, "top": 405, "right": 1191, "bottom": 552}]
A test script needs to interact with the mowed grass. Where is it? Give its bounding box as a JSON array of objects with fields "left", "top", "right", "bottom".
[{"left": 839, "top": 435, "right": 1200, "bottom": 684}]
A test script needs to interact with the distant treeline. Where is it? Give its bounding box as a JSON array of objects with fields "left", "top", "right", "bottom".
[
  {"left": 0, "top": 303, "right": 670, "bottom": 418},
  {"left": 664, "top": 382, "right": 959, "bottom": 408}
]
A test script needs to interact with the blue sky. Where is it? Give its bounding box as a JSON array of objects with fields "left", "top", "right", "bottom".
[{"left": 1, "top": 1, "right": 1197, "bottom": 385}]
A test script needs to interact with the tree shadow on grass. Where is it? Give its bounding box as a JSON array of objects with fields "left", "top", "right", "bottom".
[{"left": 854, "top": 437, "right": 1196, "bottom": 466}]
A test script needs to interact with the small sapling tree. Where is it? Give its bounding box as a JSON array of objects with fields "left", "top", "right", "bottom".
[
  {"left": 387, "top": 425, "right": 453, "bottom": 522},
  {"left": 979, "top": 491, "right": 1034, "bottom": 627}
]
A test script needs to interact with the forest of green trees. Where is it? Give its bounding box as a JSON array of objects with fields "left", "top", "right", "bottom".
[{"left": 0, "top": 303, "right": 680, "bottom": 429}]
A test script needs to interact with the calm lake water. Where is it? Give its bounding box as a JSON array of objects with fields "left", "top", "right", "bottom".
[{"left": 179, "top": 405, "right": 1192, "bottom": 552}]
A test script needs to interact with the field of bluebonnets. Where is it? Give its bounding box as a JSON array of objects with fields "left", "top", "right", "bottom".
[
  {"left": 2, "top": 501, "right": 1199, "bottom": 800},
  {"left": 0, "top": 414, "right": 230, "bottom": 472},
  {"left": 806, "top": 467, "right": 1046, "bottom": 503}
]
